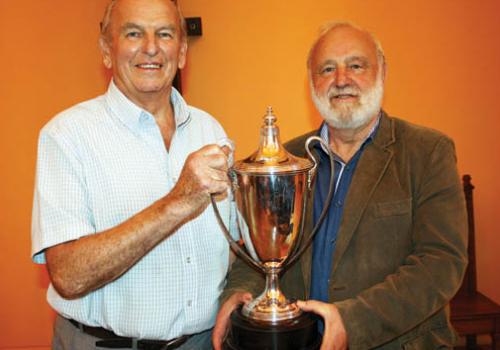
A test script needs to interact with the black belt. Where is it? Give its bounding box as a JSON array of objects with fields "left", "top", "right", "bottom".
[{"left": 68, "top": 318, "right": 190, "bottom": 349}]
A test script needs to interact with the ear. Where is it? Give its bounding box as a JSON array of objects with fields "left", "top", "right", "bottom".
[
  {"left": 99, "top": 36, "right": 113, "bottom": 69},
  {"left": 177, "top": 40, "right": 188, "bottom": 69}
]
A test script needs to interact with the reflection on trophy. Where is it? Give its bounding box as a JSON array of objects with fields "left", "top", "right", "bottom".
[{"left": 212, "top": 107, "right": 334, "bottom": 350}]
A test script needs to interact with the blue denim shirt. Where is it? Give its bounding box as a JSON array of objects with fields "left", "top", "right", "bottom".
[{"left": 310, "top": 120, "right": 379, "bottom": 331}]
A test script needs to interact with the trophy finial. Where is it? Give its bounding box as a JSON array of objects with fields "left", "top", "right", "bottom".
[
  {"left": 264, "top": 106, "right": 278, "bottom": 125},
  {"left": 233, "top": 106, "right": 314, "bottom": 172},
  {"left": 265, "top": 106, "right": 276, "bottom": 125},
  {"left": 257, "top": 106, "right": 283, "bottom": 161}
]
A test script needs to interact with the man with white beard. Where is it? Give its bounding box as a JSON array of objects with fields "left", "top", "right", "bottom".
[{"left": 214, "top": 22, "right": 468, "bottom": 350}]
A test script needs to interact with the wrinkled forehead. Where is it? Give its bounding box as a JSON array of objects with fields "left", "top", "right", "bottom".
[
  {"left": 312, "top": 26, "right": 379, "bottom": 66},
  {"left": 110, "top": 0, "right": 181, "bottom": 31}
]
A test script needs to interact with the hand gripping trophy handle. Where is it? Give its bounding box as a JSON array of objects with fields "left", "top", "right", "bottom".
[{"left": 211, "top": 108, "right": 335, "bottom": 325}]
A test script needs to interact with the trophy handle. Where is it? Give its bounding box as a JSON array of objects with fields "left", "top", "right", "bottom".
[
  {"left": 211, "top": 187, "right": 266, "bottom": 274},
  {"left": 211, "top": 136, "right": 264, "bottom": 273},
  {"left": 282, "top": 135, "right": 336, "bottom": 270}
]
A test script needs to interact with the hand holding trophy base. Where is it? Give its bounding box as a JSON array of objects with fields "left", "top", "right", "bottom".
[{"left": 224, "top": 307, "right": 321, "bottom": 350}]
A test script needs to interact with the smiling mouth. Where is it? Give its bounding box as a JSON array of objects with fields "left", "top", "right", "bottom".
[
  {"left": 136, "top": 63, "right": 162, "bottom": 69},
  {"left": 330, "top": 94, "right": 359, "bottom": 101},
  {"left": 333, "top": 94, "right": 357, "bottom": 99}
]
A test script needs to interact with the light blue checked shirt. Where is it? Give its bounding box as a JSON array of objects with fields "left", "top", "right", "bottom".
[{"left": 31, "top": 81, "right": 233, "bottom": 340}]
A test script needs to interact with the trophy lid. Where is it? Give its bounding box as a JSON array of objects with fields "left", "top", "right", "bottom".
[{"left": 232, "top": 107, "right": 314, "bottom": 175}]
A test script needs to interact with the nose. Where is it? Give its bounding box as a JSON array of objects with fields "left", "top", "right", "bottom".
[
  {"left": 143, "top": 33, "right": 159, "bottom": 56},
  {"left": 335, "top": 67, "right": 349, "bottom": 88}
]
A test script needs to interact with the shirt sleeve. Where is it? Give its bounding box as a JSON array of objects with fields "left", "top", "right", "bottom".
[{"left": 31, "top": 127, "right": 95, "bottom": 264}]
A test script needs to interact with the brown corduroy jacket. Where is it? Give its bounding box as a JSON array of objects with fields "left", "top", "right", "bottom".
[{"left": 221, "top": 112, "right": 468, "bottom": 349}]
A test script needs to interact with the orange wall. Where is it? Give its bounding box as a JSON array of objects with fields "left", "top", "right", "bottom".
[
  {"left": 1, "top": 0, "right": 499, "bottom": 348},
  {"left": 0, "top": 1, "right": 109, "bottom": 348}
]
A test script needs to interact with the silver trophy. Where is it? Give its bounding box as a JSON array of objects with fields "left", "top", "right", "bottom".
[{"left": 212, "top": 107, "right": 334, "bottom": 329}]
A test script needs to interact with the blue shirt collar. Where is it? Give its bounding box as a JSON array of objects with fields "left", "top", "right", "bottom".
[{"left": 105, "top": 80, "right": 191, "bottom": 130}]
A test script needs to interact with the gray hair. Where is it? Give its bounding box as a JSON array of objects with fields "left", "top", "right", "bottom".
[
  {"left": 306, "top": 21, "right": 385, "bottom": 74},
  {"left": 100, "top": 0, "right": 187, "bottom": 40}
]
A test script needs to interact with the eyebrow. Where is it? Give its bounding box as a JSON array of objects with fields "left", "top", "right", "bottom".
[
  {"left": 317, "top": 56, "right": 370, "bottom": 68},
  {"left": 318, "top": 59, "right": 336, "bottom": 68},
  {"left": 157, "top": 25, "right": 177, "bottom": 33},
  {"left": 120, "top": 22, "right": 178, "bottom": 33}
]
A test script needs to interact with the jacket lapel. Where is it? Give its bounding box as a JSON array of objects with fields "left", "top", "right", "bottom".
[
  {"left": 330, "top": 113, "right": 396, "bottom": 275},
  {"left": 293, "top": 114, "right": 396, "bottom": 295}
]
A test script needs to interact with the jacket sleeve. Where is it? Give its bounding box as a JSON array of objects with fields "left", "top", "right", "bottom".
[
  {"left": 220, "top": 251, "right": 266, "bottom": 303},
  {"left": 335, "top": 137, "right": 468, "bottom": 349}
]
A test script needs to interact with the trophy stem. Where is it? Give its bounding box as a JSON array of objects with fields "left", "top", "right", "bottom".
[{"left": 241, "top": 262, "right": 302, "bottom": 324}]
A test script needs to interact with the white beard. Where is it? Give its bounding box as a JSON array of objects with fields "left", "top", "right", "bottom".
[{"left": 311, "top": 72, "right": 384, "bottom": 129}]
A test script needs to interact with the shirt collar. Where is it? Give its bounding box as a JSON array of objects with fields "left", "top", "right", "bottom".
[
  {"left": 169, "top": 85, "right": 190, "bottom": 127},
  {"left": 105, "top": 80, "right": 191, "bottom": 130},
  {"left": 317, "top": 112, "right": 381, "bottom": 155}
]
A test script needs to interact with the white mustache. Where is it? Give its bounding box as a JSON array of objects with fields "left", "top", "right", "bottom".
[{"left": 327, "top": 86, "right": 360, "bottom": 99}]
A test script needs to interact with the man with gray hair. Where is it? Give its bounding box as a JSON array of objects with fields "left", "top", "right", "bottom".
[
  {"left": 31, "top": 0, "right": 233, "bottom": 349},
  {"left": 214, "top": 22, "right": 467, "bottom": 349}
]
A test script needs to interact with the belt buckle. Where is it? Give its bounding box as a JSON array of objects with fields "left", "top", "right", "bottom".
[
  {"left": 165, "top": 335, "right": 187, "bottom": 349},
  {"left": 139, "top": 335, "right": 187, "bottom": 350}
]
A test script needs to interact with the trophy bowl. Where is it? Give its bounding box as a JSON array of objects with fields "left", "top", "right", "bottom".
[
  {"left": 212, "top": 107, "right": 335, "bottom": 349},
  {"left": 233, "top": 163, "right": 311, "bottom": 323}
]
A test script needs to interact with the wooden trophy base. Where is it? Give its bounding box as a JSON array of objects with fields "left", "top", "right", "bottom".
[{"left": 223, "top": 307, "right": 321, "bottom": 350}]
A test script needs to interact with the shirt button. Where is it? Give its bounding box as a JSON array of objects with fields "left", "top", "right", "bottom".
[
  {"left": 186, "top": 257, "right": 191, "bottom": 264},
  {"left": 187, "top": 300, "right": 192, "bottom": 307}
]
